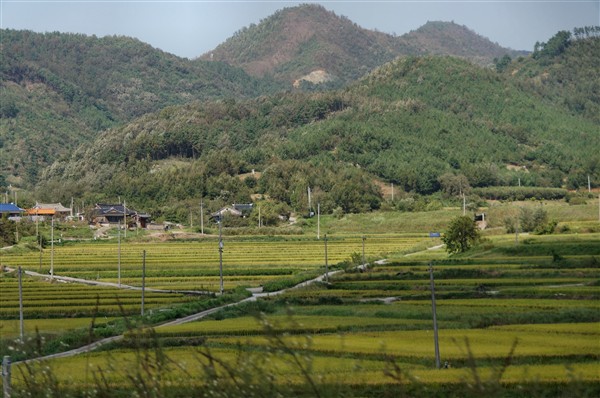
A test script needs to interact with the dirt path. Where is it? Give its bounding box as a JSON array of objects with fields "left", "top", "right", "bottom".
[
  {"left": 12, "top": 263, "right": 364, "bottom": 364},
  {"left": 3, "top": 266, "right": 212, "bottom": 295}
]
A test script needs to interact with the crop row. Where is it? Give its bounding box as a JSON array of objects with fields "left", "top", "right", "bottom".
[
  {"left": 209, "top": 327, "right": 599, "bottom": 360},
  {"left": 0, "top": 236, "right": 425, "bottom": 271}
]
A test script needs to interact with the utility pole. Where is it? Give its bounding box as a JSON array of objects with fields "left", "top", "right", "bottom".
[
  {"left": 429, "top": 263, "right": 441, "bottom": 369},
  {"left": 18, "top": 266, "right": 24, "bottom": 341},
  {"left": 324, "top": 234, "right": 329, "bottom": 283},
  {"left": 515, "top": 208, "right": 520, "bottom": 245},
  {"left": 118, "top": 221, "right": 121, "bottom": 287},
  {"left": 50, "top": 217, "right": 54, "bottom": 279},
  {"left": 362, "top": 235, "right": 366, "bottom": 267},
  {"left": 2, "top": 355, "right": 11, "bottom": 398},
  {"left": 141, "top": 250, "right": 146, "bottom": 316},
  {"left": 317, "top": 203, "right": 320, "bottom": 240},
  {"left": 588, "top": 175, "right": 591, "bottom": 193},
  {"left": 462, "top": 194, "right": 466, "bottom": 216},
  {"left": 200, "top": 200, "right": 204, "bottom": 235},
  {"left": 218, "top": 220, "right": 224, "bottom": 294},
  {"left": 123, "top": 200, "right": 127, "bottom": 238},
  {"left": 391, "top": 183, "right": 394, "bottom": 202}
]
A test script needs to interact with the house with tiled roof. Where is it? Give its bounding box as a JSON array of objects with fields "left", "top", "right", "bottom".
[
  {"left": 92, "top": 204, "right": 151, "bottom": 228},
  {"left": 26, "top": 202, "right": 72, "bottom": 220},
  {"left": 0, "top": 203, "right": 24, "bottom": 220}
]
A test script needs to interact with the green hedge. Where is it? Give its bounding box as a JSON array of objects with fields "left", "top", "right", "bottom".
[{"left": 472, "top": 186, "right": 567, "bottom": 200}]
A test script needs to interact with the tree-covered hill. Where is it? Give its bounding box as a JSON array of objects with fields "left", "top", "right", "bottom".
[
  {"left": 199, "top": 4, "right": 521, "bottom": 87},
  {"left": 0, "top": 29, "right": 279, "bottom": 186},
  {"left": 402, "top": 21, "right": 526, "bottom": 64},
  {"left": 39, "top": 55, "right": 599, "bottom": 221},
  {"left": 504, "top": 30, "right": 600, "bottom": 124},
  {"left": 198, "top": 4, "right": 415, "bottom": 86}
]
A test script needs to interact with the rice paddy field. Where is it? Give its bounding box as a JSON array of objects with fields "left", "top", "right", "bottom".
[{"left": 1, "top": 216, "right": 599, "bottom": 397}]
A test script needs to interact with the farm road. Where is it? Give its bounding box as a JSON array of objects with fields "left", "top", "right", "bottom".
[
  {"left": 3, "top": 266, "right": 212, "bottom": 295},
  {"left": 11, "top": 260, "right": 385, "bottom": 364}
]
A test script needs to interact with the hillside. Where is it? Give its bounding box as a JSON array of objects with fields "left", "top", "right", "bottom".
[
  {"left": 0, "top": 29, "right": 279, "bottom": 186},
  {"left": 402, "top": 21, "right": 526, "bottom": 64},
  {"left": 198, "top": 4, "right": 414, "bottom": 87},
  {"left": 39, "top": 56, "right": 599, "bottom": 221},
  {"left": 505, "top": 32, "right": 600, "bottom": 124},
  {"left": 199, "top": 4, "right": 522, "bottom": 86}
]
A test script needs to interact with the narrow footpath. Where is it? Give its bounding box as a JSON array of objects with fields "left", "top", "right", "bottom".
[{"left": 11, "top": 260, "right": 386, "bottom": 364}]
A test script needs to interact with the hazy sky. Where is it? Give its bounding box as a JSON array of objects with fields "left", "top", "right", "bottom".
[{"left": 2, "top": 1, "right": 599, "bottom": 59}]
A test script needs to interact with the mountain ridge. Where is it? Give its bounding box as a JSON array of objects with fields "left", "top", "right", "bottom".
[{"left": 199, "top": 4, "right": 524, "bottom": 86}]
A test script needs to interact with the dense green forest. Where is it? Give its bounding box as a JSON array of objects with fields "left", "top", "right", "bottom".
[
  {"left": 37, "top": 47, "right": 599, "bottom": 222},
  {"left": 506, "top": 28, "right": 600, "bottom": 123},
  {"left": 0, "top": 29, "right": 280, "bottom": 184},
  {"left": 201, "top": 4, "right": 523, "bottom": 84},
  {"left": 1, "top": 16, "right": 598, "bottom": 223}
]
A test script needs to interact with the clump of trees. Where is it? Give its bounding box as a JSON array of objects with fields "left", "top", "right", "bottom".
[
  {"left": 442, "top": 216, "right": 480, "bottom": 254},
  {"left": 504, "top": 206, "right": 557, "bottom": 235}
]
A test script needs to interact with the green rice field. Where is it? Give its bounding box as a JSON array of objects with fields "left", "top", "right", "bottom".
[{"left": 1, "top": 223, "right": 599, "bottom": 396}]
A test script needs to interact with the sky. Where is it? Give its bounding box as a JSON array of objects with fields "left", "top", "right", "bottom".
[{"left": 1, "top": 0, "right": 599, "bottom": 59}]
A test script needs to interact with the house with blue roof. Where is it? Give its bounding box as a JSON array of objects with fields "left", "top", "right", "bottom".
[{"left": 0, "top": 203, "right": 25, "bottom": 220}]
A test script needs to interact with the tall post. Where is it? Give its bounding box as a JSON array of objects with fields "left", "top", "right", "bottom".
[
  {"left": 324, "top": 234, "right": 329, "bottom": 283},
  {"left": 118, "top": 221, "right": 121, "bottom": 287},
  {"left": 2, "top": 356, "right": 11, "bottom": 398},
  {"left": 18, "top": 267, "right": 24, "bottom": 341},
  {"left": 258, "top": 206, "right": 261, "bottom": 228},
  {"left": 123, "top": 200, "right": 127, "bottom": 239},
  {"left": 50, "top": 217, "right": 54, "bottom": 279},
  {"left": 588, "top": 175, "right": 591, "bottom": 193},
  {"left": 200, "top": 200, "right": 204, "bottom": 235},
  {"left": 218, "top": 220, "right": 224, "bottom": 295},
  {"left": 362, "top": 235, "right": 366, "bottom": 267},
  {"left": 429, "top": 263, "right": 441, "bottom": 369},
  {"left": 391, "top": 183, "right": 394, "bottom": 202},
  {"left": 36, "top": 208, "right": 42, "bottom": 271},
  {"left": 141, "top": 250, "right": 146, "bottom": 316},
  {"left": 462, "top": 194, "right": 466, "bottom": 216},
  {"left": 38, "top": 232, "right": 42, "bottom": 273},
  {"left": 515, "top": 208, "right": 520, "bottom": 245},
  {"left": 317, "top": 202, "right": 320, "bottom": 240}
]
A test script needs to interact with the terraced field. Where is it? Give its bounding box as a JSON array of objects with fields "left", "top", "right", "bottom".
[
  {"left": 0, "top": 235, "right": 426, "bottom": 291},
  {"left": 2, "top": 232, "right": 599, "bottom": 396}
]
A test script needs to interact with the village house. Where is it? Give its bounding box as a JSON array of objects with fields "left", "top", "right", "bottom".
[
  {"left": 91, "top": 203, "right": 151, "bottom": 228},
  {"left": 26, "top": 202, "right": 72, "bottom": 221},
  {"left": 0, "top": 203, "right": 24, "bottom": 220},
  {"left": 211, "top": 203, "right": 254, "bottom": 221}
]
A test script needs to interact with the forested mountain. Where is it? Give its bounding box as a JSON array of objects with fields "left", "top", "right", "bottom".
[
  {"left": 2, "top": 4, "right": 598, "bottom": 222},
  {"left": 0, "top": 29, "right": 278, "bottom": 185},
  {"left": 39, "top": 54, "right": 599, "bottom": 221},
  {"left": 403, "top": 21, "right": 526, "bottom": 64},
  {"left": 198, "top": 4, "right": 412, "bottom": 86},
  {"left": 199, "top": 4, "right": 522, "bottom": 86},
  {"left": 503, "top": 30, "right": 600, "bottom": 124}
]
